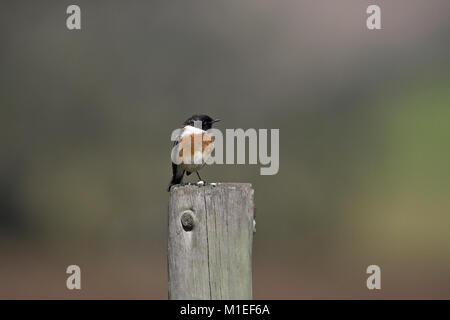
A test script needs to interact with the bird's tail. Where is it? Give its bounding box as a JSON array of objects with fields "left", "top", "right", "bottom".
[
  {"left": 167, "top": 175, "right": 183, "bottom": 192},
  {"left": 167, "top": 164, "right": 184, "bottom": 192}
]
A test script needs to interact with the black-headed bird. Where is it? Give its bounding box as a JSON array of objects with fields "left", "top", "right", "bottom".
[{"left": 168, "top": 114, "right": 220, "bottom": 191}]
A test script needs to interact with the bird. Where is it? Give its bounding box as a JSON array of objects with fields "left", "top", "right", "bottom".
[{"left": 167, "top": 114, "right": 220, "bottom": 191}]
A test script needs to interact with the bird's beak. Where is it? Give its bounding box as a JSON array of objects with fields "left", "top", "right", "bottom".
[{"left": 213, "top": 119, "right": 221, "bottom": 123}]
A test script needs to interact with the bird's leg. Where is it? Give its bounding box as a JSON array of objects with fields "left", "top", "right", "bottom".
[{"left": 196, "top": 172, "right": 206, "bottom": 185}]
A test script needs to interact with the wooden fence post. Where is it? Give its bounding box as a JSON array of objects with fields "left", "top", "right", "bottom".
[{"left": 168, "top": 183, "right": 254, "bottom": 300}]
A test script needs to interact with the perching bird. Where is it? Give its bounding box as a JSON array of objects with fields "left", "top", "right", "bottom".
[{"left": 167, "top": 114, "right": 220, "bottom": 191}]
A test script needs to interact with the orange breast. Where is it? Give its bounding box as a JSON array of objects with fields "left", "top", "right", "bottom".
[{"left": 178, "top": 132, "right": 215, "bottom": 158}]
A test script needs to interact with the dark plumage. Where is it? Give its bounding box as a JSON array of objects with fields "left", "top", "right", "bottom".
[{"left": 168, "top": 114, "right": 220, "bottom": 191}]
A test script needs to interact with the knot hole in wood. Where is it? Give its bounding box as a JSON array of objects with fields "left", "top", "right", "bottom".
[{"left": 180, "top": 210, "right": 195, "bottom": 232}]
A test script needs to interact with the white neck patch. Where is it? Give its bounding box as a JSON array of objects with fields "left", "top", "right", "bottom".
[{"left": 182, "top": 125, "right": 204, "bottom": 137}]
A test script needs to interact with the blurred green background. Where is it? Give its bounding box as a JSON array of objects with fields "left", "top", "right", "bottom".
[{"left": 1, "top": 0, "right": 449, "bottom": 298}]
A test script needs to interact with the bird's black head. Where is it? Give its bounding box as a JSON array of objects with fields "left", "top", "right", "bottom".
[{"left": 183, "top": 114, "right": 220, "bottom": 131}]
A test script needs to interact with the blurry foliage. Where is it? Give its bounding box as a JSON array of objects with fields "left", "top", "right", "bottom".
[{"left": 0, "top": 1, "right": 450, "bottom": 298}]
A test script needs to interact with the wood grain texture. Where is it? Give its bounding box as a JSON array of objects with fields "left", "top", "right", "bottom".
[{"left": 168, "top": 183, "right": 254, "bottom": 300}]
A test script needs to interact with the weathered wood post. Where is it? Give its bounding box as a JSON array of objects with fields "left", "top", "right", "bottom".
[{"left": 168, "top": 183, "right": 254, "bottom": 300}]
